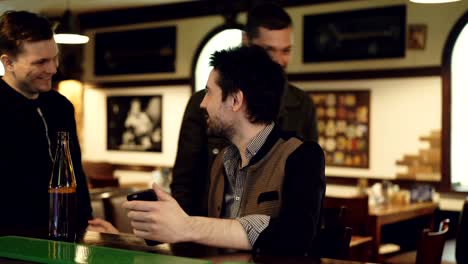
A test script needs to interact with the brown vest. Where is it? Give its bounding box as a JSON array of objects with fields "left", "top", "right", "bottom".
[{"left": 208, "top": 137, "right": 302, "bottom": 218}]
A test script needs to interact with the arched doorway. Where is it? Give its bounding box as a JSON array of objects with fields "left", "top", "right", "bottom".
[
  {"left": 442, "top": 11, "right": 468, "bottom": 191},
  {"left": 191, "top": 23, "right": 243, "bottom": 93}
]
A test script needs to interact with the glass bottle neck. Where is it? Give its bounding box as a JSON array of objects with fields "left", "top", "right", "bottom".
[{"left": 49, "top": 131, "right": 76, "bottom": 189}]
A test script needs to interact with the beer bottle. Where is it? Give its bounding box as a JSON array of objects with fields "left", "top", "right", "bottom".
[{"left": 48, "top": 131, "right": 77, "bottom": 241}]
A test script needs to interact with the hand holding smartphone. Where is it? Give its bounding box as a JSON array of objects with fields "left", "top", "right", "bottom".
[{"left": 126, "top": 189, "right": 159, "bottom": 246}]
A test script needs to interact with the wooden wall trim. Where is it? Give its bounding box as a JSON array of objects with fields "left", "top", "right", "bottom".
[
  {"left": 326, "top": 175, "right": 468, "bottom": 195},
  {"left": 86, "top": 66, "right": 441, "bottom": 89},
  {"left": 88, "top": 78, "right": 190, "bottom": 88},
  {"left": 288, "top": 66, "right": 441, "bottom": 81},
  {"left": 79, "top": 0, "right": 352, "bottom": 29}
]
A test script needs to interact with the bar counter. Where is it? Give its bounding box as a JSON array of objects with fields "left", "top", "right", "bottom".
[{"left": 0, "top": 231, "right": 377, "bottom": 264}]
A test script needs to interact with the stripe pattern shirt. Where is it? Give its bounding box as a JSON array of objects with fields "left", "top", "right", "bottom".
[{"left": 222, "top": 123, "right": 274, "bottom": 246}]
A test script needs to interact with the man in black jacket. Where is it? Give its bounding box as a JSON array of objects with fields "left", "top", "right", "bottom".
[
  {"left": 0, "top": 11, "right": 92, "bottom": 236},
  {"left": 171, "top": 3, "right": 318, "bottom": 216}
]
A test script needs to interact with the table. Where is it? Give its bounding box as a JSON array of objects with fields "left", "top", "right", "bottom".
[
  {"left": 0, "top": 231, "right": 376, "bottom": 264},
  {"left": 368, "top": 202, "right": 438, "bottom": 261}
]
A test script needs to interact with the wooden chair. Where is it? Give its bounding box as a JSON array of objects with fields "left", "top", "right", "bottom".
[
  {"left": 385, "top": 218, "right": 450, "bottom": 264},
  {"left": 324, "top": 195, "right": 373, "bottom": 261},
  {"left": 83, "top": 161, "right": 119, "bottom": 188},
  {"left": 325, "top": 195, "right": 370, "bottom": 235},
  {"left": 456, "top": 198, "right": 468, "bottom": 264},
  {"left": 320, "top": 206, "right": 346, "bottom": 229},
  {"left": 415, "top": 218, "right": 450, "bottom": 264},
  {"left": 313, "top": 206, "right": 353, "bottom": 260}
]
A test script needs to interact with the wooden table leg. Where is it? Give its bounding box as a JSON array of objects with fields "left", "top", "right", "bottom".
[{"left": 368, "top": 215, "right": 380, "bottom": 262}]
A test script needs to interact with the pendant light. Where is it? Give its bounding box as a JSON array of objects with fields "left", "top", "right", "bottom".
[{"left": 54, "top": 0, "right": 89, "bottom": 44}]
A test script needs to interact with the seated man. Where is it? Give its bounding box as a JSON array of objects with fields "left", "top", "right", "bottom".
[{"left": 124, "top": 46, "right": 325, "bottom": 255}]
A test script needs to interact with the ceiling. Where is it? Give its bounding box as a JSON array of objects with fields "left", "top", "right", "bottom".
[{"left": 0, "top": 0, "right": 191, "bottom": 16}]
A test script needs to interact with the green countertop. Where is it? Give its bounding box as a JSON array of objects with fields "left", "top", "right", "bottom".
[{"left": 0, "top": 236, "right": 211, "bottom": 264}]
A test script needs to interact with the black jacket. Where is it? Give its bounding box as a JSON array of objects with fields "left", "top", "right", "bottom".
[
  {"left": 0, "top": 79, "right": 92, "bottom": 235},
  {"left": 171, "top": 84, "right": 317, "bottom": 216}
]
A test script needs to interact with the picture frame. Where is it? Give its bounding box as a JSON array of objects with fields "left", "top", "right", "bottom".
[
  {"left": 309, "top": 90, "right": 370, "bottom": 168},
  {"left": 303, "top": 5, "right": 406, "bottom": 62},
  {"left": 408, "top": 24, "right": 427, "bottom": 50},
  {"left": 107, "top": 95, "right": 163, "bottom": 152},
  {"left": 94, "top": 26, "right": 176, "bottom": 76}
]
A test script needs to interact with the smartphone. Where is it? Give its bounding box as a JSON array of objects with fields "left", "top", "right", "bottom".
[
  {"left": 126, "top": 189, "right": 159, "bottom": 246},
  {"left": 127, "top": 189, "right": 158, "bottom": 202}
]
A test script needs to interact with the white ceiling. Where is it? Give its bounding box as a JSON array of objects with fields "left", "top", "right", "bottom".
[{"left": 0, "top": 0, "right": 191, "bottom": 16}]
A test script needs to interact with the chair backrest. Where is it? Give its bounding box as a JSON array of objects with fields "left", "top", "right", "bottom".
[
  {"left": 415, "top": 218, "right": 450, "bottom": 264},
  {"left": 310, "top": 206, "right": 352, "bottom": 259},
  {"left": 456, "top": 198, "right": 468, "bottom": 264},
  {"left": 321, "top": 206, "right": 346, "bottom": 229},
  {"left": 316, "top": 225, "right": 353, "bottom": 260},
  {"left": 83, "top": 161, "right": 119, "bottom": 188},
  {"left": 324, "top": 195, "right": 370, "bottom": 235}
]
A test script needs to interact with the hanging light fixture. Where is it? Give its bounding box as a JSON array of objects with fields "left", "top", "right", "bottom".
[
  {"left": 409, "top": 0, "right": 461, "bottom": 3},
  {"left": 54, "top": 0, "right": 89, "bottom": 44}
]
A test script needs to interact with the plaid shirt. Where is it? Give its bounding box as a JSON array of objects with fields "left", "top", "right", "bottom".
[{"left": 222, "top": 123, "right": 274, "bottom": 246}]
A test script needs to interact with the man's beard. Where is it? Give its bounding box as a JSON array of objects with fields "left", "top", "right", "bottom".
[{"left": 206, "top": 115, "right": 234, "bottom": 140}]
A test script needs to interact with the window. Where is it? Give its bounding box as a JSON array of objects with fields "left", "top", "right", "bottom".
[
  {"left": 443, "top": 11, "right": 468, "bottom": 192},
  {"left": 450, "top": 23, "right": 468, "bottom": 190},
  {"left": 193, "top": 26, "right": 242, "bottom": 93}
]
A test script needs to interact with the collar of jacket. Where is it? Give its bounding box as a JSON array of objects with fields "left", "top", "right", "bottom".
[
  {"left": 244, "top": 124, "right": 296, "bottom": 168},
  {"left": 0, "top": 78, "right": 44, "bottom": 110},
  {"left": 279, "top": 83, "right": 301, "bottom": 117}
]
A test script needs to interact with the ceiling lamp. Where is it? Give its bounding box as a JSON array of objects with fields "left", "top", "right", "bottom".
[
  {"left": 409, "top": 0, "right": 461, "bottom": 3},
  {"left": 54, "top": 0, "right": 89, "bottom": 44}
]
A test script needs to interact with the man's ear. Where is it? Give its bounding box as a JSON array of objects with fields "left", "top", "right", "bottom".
[
  {"left": 0, "top": 54, "right": 14, "bottom": 72},
  {"left": 231, "top": 90, "right": 244, "bottom": 112}
]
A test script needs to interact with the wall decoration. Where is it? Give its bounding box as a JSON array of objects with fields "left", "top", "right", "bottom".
[
  {"left": 107, "top": 95, "right": 162, "bottom": 152},
  {"left": 408, "top": 24, "right": 427, "bottom": 50},
  {"left": 303, "top": 5, "right": 406, "bottom": 62},
  {"left": 396, "top": 130, "right": 440, "bottom": 181},
  {"left": 94, "top": 26, "right": 176, "bottom": 75},
  {"left": 309, "top": 90, "right": 370, "bottom": 168}
]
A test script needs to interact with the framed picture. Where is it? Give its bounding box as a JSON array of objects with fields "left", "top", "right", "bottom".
[
  {"left": 303, "top": 5, "right": 406, "bottom": 62},
  {"left": 309, "top": 90, "right": 370, "bottom": 168},
  {"left": 107, "top": 95, "right": 162, "bottom": 152},
  {"left": 94, "top": 26, "right": 176, "bottom": 76},
  {"left": 408, "top": 24, "right": 427, "bottom": 50}
]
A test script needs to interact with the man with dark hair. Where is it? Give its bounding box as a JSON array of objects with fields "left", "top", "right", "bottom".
[
  {"left": 124, "top": 46, "right": 325, "bottom": 254},
  {"left": 244, "top": 2, "right": 293, "bottom": 68},
  {"left": 171, "top": 3, "right": 317, "bottom": 217},
  {"left": 0, "top": 10, "right": 92, "bottom": 235}
]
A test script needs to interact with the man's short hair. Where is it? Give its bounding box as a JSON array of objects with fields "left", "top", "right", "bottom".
[
  {"left": 0, "top": 11, "right": 53, "bottom": 57},
  {"left": 245, "top": 3, "right": 292, "bottom": 40},
  {"left": 209, "top": 45, "right": 286, "bottom": 124}
]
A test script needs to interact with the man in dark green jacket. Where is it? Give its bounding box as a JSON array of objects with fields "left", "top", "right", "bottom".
[{"left": 171, "top": 3, "right": 317, "bottom": 216}]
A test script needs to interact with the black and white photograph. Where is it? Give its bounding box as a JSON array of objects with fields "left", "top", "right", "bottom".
[{"left": 107, "top": 95, "right": 162, "bottom": 152}]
